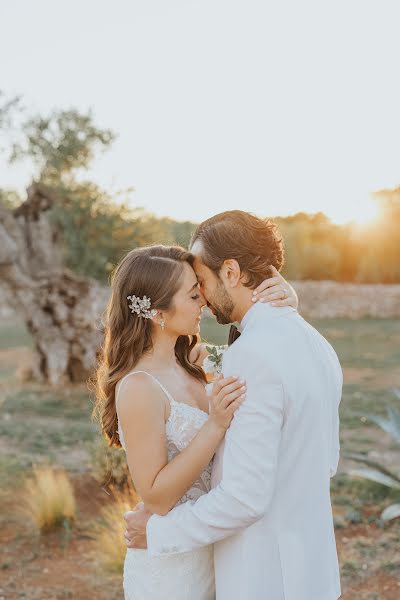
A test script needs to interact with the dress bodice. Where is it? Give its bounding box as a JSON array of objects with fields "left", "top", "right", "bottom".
[{"left": 116, "top": 371, "right": 212, "bottom": 506}]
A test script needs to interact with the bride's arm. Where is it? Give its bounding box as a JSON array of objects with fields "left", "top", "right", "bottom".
[
  {"left": 252, "top": 266, "right": 298, "bottom": 308},
  {"left": 116, "top": 373, "right": 244, "bottom": 516}
]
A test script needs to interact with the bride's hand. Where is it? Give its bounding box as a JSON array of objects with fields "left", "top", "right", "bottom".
[
  {"left": 208, "top": 375, "right": 246, "bottom": 432},
  {"left": 252, "top": 266, "right": 298, "bottom": 309}
]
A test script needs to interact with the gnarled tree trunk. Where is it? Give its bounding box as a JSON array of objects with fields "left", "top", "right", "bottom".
[{"left": 0, "top": 183, "right": 108, "bottom": 385}]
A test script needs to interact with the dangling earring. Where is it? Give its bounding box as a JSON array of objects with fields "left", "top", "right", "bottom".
[{"left": 160, "top": 320, "right": 165, "bottom": 330}]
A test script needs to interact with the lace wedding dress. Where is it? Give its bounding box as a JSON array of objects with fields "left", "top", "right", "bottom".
[{"left": 116, "top": 370, "right": 215, "bottom": 600}]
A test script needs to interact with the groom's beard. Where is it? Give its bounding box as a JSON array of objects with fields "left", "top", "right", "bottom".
[{"left": 208, "top": 282, "right": 234, "bottom": 325}]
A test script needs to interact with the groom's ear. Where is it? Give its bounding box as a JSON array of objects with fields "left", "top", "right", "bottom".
[{"left": 220, "top": 259, "right": 241, "bottom": 288}]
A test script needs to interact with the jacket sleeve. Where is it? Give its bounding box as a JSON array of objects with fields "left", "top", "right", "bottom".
[{"left": 146, "top": 346, "right": 285, "bottom": 557}]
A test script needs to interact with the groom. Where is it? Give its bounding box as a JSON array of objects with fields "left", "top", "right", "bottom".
[{"left": 125, "top": 210, "right": 342, "bottom": 600}]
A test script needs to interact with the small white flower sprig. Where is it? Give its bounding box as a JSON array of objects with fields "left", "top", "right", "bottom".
[
  {"left": 203, "top": 345, "right": 227, "bottom": 378},
  {"left": 127, "top": 294, "right": 158, "bottom": 319}
]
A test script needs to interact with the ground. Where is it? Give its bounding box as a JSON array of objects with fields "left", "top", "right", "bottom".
[{"left": 0, "top": 316, "right": 399, "bottom": 599}]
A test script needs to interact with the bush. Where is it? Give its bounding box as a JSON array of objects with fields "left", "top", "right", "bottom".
[{"left": 89, "top": 435, "right": 130, "bottom": 489}]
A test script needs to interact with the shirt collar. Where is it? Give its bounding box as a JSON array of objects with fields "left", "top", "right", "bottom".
[
  {"left": 237, "top": 301, "right": 263, "bottom": 333},
  {"left": 238, "top": 301, "right": 296, "bottom": 333}
]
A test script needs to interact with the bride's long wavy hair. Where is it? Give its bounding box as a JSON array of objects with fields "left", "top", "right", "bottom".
[{"left": 93, "top": 245, "right": 207, "bottom": 448}]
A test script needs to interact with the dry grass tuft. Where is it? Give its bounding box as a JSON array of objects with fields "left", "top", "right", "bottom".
[
  {"left": 20, "top": 465, "right": 76, "bottom": 533},
  {"left": 91, "top": 482, "right": 141, "bottom": 573}
]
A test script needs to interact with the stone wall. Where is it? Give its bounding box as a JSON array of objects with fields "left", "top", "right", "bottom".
[{"left": 293, "top": 281, "right": 400, "bottom": 319}]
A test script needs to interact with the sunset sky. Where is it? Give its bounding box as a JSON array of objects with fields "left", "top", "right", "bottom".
[{"left": 1, "top": 0, "right": 399, "bottom": 224}]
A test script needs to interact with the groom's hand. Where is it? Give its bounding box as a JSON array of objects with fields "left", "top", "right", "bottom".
[{"left": 124, "top": 503, "right": 152, "bottom": 549}]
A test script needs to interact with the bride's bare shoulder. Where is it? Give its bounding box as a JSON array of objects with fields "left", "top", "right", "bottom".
[{"left": 116, "top": 371, "right": 167, "bottom": 419}]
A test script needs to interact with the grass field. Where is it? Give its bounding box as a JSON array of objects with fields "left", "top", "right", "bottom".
[{"left": 0, "top": 316, "right": 399, "bottom": 599}]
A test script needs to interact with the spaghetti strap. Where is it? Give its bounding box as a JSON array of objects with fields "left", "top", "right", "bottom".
[{"left": 116, "top": 370, "right": 175, "bottom": 405}]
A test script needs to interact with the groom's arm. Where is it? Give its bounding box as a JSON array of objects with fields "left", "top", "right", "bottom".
[{"left": 146, "top": 346, "right": 284, "bottom": 556}]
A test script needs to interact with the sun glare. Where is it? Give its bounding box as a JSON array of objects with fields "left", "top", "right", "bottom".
[
  {"left": 328, "top": 196, "right": 380, "bottom": 227},
  {"left": 353, "top": 199, "right": 381, "bottom": 226}
]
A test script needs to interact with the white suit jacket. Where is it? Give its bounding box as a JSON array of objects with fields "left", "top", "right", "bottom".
[{"left": 147, "top": 302, "right": 342, "bottom": 600}]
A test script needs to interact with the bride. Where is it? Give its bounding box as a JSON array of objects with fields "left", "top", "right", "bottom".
[{"left": 94, "top": 244, "right": 297, "bottom": 600}]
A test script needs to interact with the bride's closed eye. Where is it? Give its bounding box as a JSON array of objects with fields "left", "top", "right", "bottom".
[{"left": 191, "top": 282, "right": 201, "bottom": 300}]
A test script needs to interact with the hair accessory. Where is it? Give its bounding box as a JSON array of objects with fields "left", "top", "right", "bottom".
[{"left": 127, "top": 295, "right": 158, "bottom": 319}]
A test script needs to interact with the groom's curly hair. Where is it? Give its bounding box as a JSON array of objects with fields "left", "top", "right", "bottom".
[{"left": 190, "top": 210, "right": 284, "bottom": 288}]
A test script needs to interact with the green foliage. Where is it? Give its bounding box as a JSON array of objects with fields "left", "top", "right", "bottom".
[
  {"left": 345, "top": 509, "right": 363, "bottom": 524},
  {"left": 10, "top": 108, "right": 115, "bottom": 183},
  {"left": 346, "top": 394, "right": 400, "bottom": 522},
  {"left": 89, "top": 435, "right": 130, "bottom": 489},
  {"left": 204, "top": 344, "right": 225, "bottom": 371},
  {"left": 48, "top": 181, "right": 176, "bottom": 281},
  {"left": 0, "top": 91, "right": 20, "bottom": 126},
  {"left": 165, "top": 219, "right": 196, "bottom": 248},
  {"left": 0, "top": 188, "right": 23, "bottom": 209},
  {"left": 48, "top": 181, "right": 198, "bottom": 281},
  {"left": 0, "top": 91, "right": 22, "bottom": 154}
]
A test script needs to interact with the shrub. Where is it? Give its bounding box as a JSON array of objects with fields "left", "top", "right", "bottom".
[
  {"left": 346, "top": 391, "right": 400, "bottom": 522},
  {"left": 89, "top": 435, "right": 130, "bottom": 488}
]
